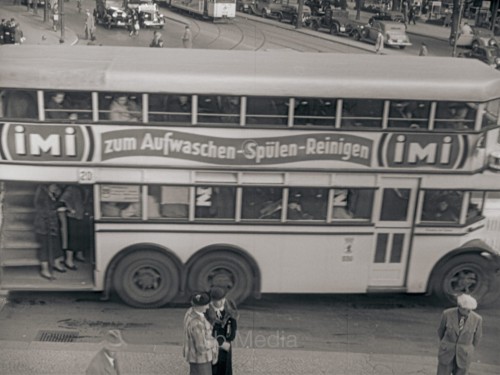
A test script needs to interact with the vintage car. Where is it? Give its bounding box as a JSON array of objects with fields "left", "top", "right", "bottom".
[
  {"left": 251, "top": 0, "right": 311, "bottom": 25},
  {"left": 461, "top": 46, "right": 500, "bottom": 70},
  {"left": 237, "top": 0, "right": 256, "bottom": 13},
  {"left": 450, "top": 26, "right": 499, "bottom": 49},
  {"left": 368, "top": 10, "right": 404, "bottom": 25},
  {"left": 95, "top": 0, "right": 130, "bottom": 28},
  {"left": 357, "top": 20, "right": 411, "bottom": 49},
  {"left": 309, "top": 8, "right": 356, "bottom": 36},
  {"left": 126, "top": 0, "right": 165, "bottom": 28}
]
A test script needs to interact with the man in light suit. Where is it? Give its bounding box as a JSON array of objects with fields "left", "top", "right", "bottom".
[
  {"left": 437, "top": 294, "right": 483, "bottom": 375},
  {"left": 86, "top": 329, "right": 126, "bottom": 375}
]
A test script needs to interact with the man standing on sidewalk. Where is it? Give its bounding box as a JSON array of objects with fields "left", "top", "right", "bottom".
[
  {"left": 183, "top": 292, "right": 218, "bottom": 375},
  {"left": 436, "top": 294, "right": 483, "bottom": 375}
]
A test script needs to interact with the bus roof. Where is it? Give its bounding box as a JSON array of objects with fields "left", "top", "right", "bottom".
[{"left": 1, "top": 46, "right": 500, "bottom": 101}]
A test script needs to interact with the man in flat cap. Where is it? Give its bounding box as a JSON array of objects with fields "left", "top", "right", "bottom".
[
  {"left": 183, "top": 292, "right": 219, "bottom": 375},
  {"left": 86, "top": 329, "right": 127, "bottom": 375},
  {"left": 437, "top": 294, "right": 483, "bottom": 375}
]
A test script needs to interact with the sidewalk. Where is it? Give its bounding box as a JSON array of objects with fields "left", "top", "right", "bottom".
[
  {"left": 0, "top": 339, "right": 499, "bottom": 375},
  {"left": 0, "top": 3, "right": 78, "bottom": 45}
]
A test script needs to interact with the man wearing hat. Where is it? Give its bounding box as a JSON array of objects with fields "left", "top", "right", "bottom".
[
  {"left": 86, "top": 329, "right": 126, "bottom": 375},
  {"left": 437, "top": 294, "right": 483, "bottom": 375},
  {"left": 183, "top": 292, "right": 219, "bottom": 375},
  {"left": 205, "top": 287, "right": 239, "bottom": 375}
]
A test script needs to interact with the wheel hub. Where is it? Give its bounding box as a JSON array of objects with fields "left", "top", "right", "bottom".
[
  {"left": 133, "top": 267, "right": 161, "bottom": 290},
  {"left": 450, "top": 270, "right": 477, "bottom": 293}
]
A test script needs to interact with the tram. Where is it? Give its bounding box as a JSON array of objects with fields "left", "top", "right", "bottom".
[{"left": 163, "top": 0, "right": 236, "bottom": 21}]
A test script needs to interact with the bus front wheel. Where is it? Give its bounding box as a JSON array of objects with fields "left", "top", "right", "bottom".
[
  {"left": 433, "top": 254, "right": 490, "bottom": 305},
  {"left": 187, "top": 252, "right": 253, "bottom": 304},
  {"left": 113, "top": 250, "right": 180, "bottom": 308}
]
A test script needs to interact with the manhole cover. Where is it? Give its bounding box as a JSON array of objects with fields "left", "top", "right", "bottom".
[{"left": 35, "top": 330, "right": 79, "bottom": 343}]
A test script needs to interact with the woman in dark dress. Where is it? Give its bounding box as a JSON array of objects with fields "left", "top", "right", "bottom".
[{"left": 205, "top": 287, "right": 239, "bottom": 375}]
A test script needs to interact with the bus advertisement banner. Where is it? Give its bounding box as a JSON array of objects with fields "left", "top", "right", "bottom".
[{"left": 1, "top": 123, "right": 472, "bottom": 171}]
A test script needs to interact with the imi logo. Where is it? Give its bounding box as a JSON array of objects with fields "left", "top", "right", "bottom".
[
  {"left": 380, "top": 133, "right": 467, "bottom": 169},
  {"left": 2, "top": 123, "right": 90, "bottom": 162}
]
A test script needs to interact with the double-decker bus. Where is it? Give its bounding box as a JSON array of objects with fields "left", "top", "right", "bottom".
[
  {"left": 162, "top": 0, "right": 236, "bottom": 21},
  {"left": 1, "top": 46, "right": 500, "bottom": 308}
]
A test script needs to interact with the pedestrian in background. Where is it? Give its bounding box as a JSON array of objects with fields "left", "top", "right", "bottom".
[
  {"left": 375, "top": 31, "right": 384, "bottom": 54},
  {"left": 86, "top": 329, "right": 126, "bottom": 375},
  {"left": 419, "top": 42, "right": 428, "bottom": 56},
  {"left": 437, "top": 294, "right": 483, "bottom": 375},
  {"left": 84, "top": 9, "right": 96, "bottom": 40},
  {"left": 182, "top": 25, "right": 192, "bottom": 48},
  {"left": 150, "top": 30, "right": 163, "bottom": 47},
  {"left": 205, "top": 287, "right": 239, "bottom": 375},
  {"left": 183, "top": 292, "right": 219, "bottom": 375}
]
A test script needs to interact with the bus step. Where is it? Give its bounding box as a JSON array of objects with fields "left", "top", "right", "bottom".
[
  {"left": 1, "top": 240, "right": 39, "bottom": 250},
  {"left": 1, "top": 258, "right": 40, "bottom": 267}
]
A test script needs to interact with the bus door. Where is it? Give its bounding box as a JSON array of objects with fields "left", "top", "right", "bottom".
[{"left": 368, "top": 177, "right": 420, "bottom": 289}]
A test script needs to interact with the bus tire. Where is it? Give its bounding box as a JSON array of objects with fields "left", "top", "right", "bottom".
[
  {"left": 187, "top": 251, "right": 253, "bottom": 304},
  {"left": 433, "top": 254, "right": 490, "bottom": 306},
  {"left": 113, "top": 250, "right": 180, "bottom": 308}
]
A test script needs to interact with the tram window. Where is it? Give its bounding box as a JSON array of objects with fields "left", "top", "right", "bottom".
[
  {"left": 44, "top": 91, "right": 92, "bottom": 121},
  {"left": 387, "top": 100, "right": 431, "bottom": 129},
  {"left": 0, "top": 89, "right": 38, "bottom": 119},
  {"left": 420, "top": 190, "right": 462, "bottom": 223},
  {"left": 341, "top": 99, "right": 383, "bottom": 128},
  {"left": 331, "top": 188, "right": 374, "bottom": 221},
  {"left": 99, "top": 92, "right": 142, "bottom": 122},
  {"left": 483, "top": 99, "right": 500, "bottom": 129},
  {"left": 293, "top": 98, "right": 336, "bottom": 126},
  {"left": 148, "top": 94, "right": 191, "bottom": 123},
  {"left": 287, "top": 188, "right": 328, "bottom": 220},
  {"left": 100, "top": 184, "right": 141, "bottom": 219},
  {"left": 246, "top": 96, "right": 288, "bottom": 126},
  {"left": 195, "top": 186, "right": 236, "bottom": 219},
  {"left": 198, "top": 95, "right": 240, "bottom": 125},
  {"left": 241, "top": 187, "right": 283, "bottom": 220},
  {"left": 434, "top": 102, "right": 477, "bottom": 130},
  {"left": 379, "top": 188, "right": 410, "bottom": 221}
]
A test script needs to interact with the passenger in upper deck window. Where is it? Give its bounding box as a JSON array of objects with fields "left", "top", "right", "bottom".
[
  {"left": 46, "top": 92, "right": 77, "bottom": 120},
  {"left": 109, "top": 95, "right": 139, "bottom": 122}
]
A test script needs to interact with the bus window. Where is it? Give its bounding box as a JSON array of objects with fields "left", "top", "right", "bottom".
[
  {"left": 293, "top": 98, "right": 336, "bottom": 126},
  {"left": 100, "top": 184, "right": 141, "bottom": 219},
  {"left": 246, "top": 96, "right": 288, "bottom": 126},
  {"left": 198, "top": 95, "right": 240, "bottom": 125},
  {"left": 379, "top": 188, "right": 410, "bottom": 221},
  {"left": 195, "top": 186, "right": 236, "bottom": 219},
  {"left": 147, "top": 185, "right": 190, "bottom": 219},
  {"left": 341, "top": 99, "right": 383, "bottom": 128},
  {"left": 387, "top": 100, "right": 431, "bottom": 129},
  {"left": 420, "top": 190, "right": 462, "bottom": 223},
  {"left": 0, "top": 89, "right": 38, "bottom": 119},
  {"left": 287, "top": 188, "right": 328, "bottom": 221},
  {"left": 241, "top": 187, "right": 283, "bottom": 220},
  {"left": 466, "top": 191, "right": 485, "bottom": 222},
  {"left": 99, "top": 92, "right": 142, "bottom": 122},
  {"left": 482, "top": 99, "right": 500, "bottom": 129},
  {"left": 44, "top": 91, "right": 92, "bottom": 121},
  {"left": 148, "top": 94, "right": 191, "bottom": 123},
  {"left": 434, "top": 102, "right": 477, "bottom": 130},
  {"left": 332, "top": 188, "right": 374, "bottom": 221}
]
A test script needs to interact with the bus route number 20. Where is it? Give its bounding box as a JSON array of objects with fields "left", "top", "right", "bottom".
[{"left": 78, "top": 168, "right": 96, "bottom": 184}]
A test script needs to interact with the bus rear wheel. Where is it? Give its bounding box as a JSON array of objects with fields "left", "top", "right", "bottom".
[
  {"left": 113, "top": 250, "right": 180, "bottom": 308},
  {"left": 187, "top": 252, "right": 253, "bottom": 304},
  {"left": 434, "top": 255, "right": 490, "bottom": 305}
]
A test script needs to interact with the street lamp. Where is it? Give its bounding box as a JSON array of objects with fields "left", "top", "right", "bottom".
[{"left": 58, "top": 0, "right": 65, "bottom": 43}]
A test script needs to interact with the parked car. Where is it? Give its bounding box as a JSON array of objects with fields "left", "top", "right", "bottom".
[
  {"left": 461, "top": 46, "right": 500, "bottom": 69},
  {"left": 356, "top": 20, "right": 411, "bottom": 49},
  {"left": 252, "top": 0, "right": 311, "bottom": 25},
  {"left": 237, "top": 0, "right": 256, "bottom": 13},
  {"left": 450, "top": 26, "right": 499, "bottom": 49},
  {"left": 309, "top": 8, "right": 356, "bottom": 36},
  {"left": 95, "top": 0, "right": 130, "bottom": 29},
  {"left": 368, "top": 10, "right": 404, "bottom": 25}
]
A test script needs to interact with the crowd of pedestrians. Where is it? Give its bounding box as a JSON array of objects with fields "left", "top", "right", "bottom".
[{"left": 0, "top": 18, "right": 24, "bottom": 45}]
